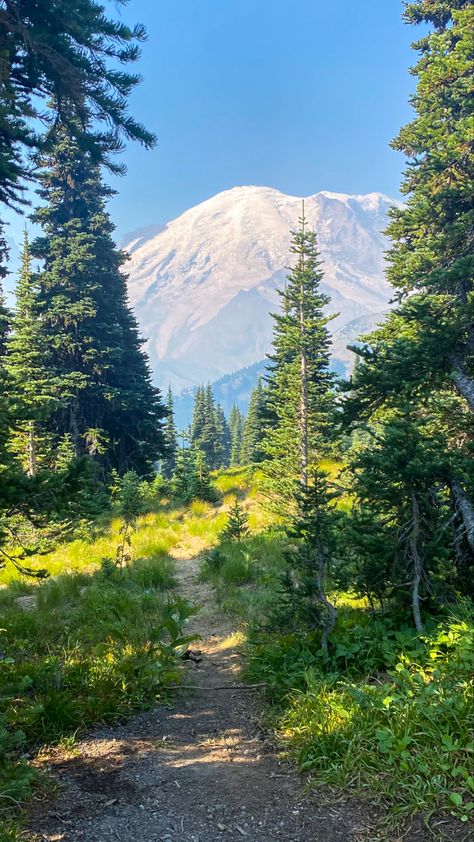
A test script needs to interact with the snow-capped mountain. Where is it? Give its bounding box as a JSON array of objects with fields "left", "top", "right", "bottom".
[{"left": 123, "top": 186, "right": 401, "bottom": 391}]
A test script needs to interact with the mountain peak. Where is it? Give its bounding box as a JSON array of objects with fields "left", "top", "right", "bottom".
[{"left": 123, "top": 186, "right": 399, "bottom": 391}]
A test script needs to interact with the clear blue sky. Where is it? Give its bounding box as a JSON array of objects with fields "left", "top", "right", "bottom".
[{"left": 7, "top": 0, "right": 419, "bottom": 247}]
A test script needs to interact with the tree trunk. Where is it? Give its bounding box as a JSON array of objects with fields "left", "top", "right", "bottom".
[
  {"left": 27, "top": 420, "right": 37, "bottom": 478},
  {"left": 299, "top": 204, "right": 308, "bottom": 489},
  {"left": 300, "top": 345, "right": 308, "bottom": 488},
  {"left": 409, "top": 491, "right": 424, "bottom": 632},
  {"left": 451, "top": 479, "right": 474, "bottom": 555},
  {"left": 452, "top": 363, "right": 474, "bottom": 413}
]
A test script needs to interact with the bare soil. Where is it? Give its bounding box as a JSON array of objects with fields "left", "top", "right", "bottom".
[{"left": 25, "top": 555, "right": 463, "bottom": 842}]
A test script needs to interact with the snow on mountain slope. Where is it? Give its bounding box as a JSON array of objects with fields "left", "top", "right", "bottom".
[{"left": 124, "top": 186, "right": 402, "bottom": 391}]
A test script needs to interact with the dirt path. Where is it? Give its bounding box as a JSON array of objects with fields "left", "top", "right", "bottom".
[{"left": 26, "top": 555, "right": 428, "bottom": 842}]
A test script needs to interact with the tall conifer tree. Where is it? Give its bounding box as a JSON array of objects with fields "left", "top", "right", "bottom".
[
  {"left": 344, "top": 0, "right": 474, "bottom": 620},
  {"left": 162, "top": 387, "right": 178, "bottom": 479},
  {"left": 263, "top": 209, "right": 335, "bottom": 507},
  {"left": 30, "top": 120, "right": 166, "bottom": 475},
  {"left": 229, "top": 404, "right": 244, "bottom": 467},
  {"left": 240, "top": 379, "right": 266, "bottom": 465},
  {"left": 214, "top": 403, "right": 231, "bottom": 468},
  {"left": 6, "top": 231, "right": 54, "bottom": 475},
  {"left": 262, "top": 209, "right": 337, "bottom": 637}
]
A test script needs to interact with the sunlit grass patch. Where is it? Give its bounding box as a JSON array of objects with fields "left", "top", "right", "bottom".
[{"left": 213, "top": 466, "right": 253, "bottom": 496}]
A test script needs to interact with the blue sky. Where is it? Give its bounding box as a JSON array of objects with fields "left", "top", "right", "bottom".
[{"left": 6, "top": 0, "right": 418, "bottom": 248}]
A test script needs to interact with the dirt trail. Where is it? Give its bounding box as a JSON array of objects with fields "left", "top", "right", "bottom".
[{"left": 26, "top": 555, "right": 424, "bottom": 842}]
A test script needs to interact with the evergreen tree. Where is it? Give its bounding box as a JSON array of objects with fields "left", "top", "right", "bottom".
[
  {"left": 262, "top": 209, "right": 337, "bottom": 635},
  {"left": 281, "top": 468, "right": 338, "bottom": 652},
  {"left": 214, "top": 403, "right": 231, "bottom": 468},
  {"left": 342, "top": 0, "right": 474, "bottom": 620},
  {"left": 191, "top": 384, "right": 219, "bottom": 469},
  {"left": 171, "top": 444, "right": 195, "bottom": 503},
  {"left": 0, "top": 0, "right": 155, "bottom": 213},
  {"left": 263, "top": 209, "right": 335, "bottom": 509},
  {"left": 29, "top": 121, "right": 166, "bottom": 475},
  {"left": 191, "top": 448, "right": 216, "bottom": 503},
  {"left": 0, "top": 229, "right": 10, "bottom": 357},
  {"left": 229, "top": 404, "right": 244, "bottom": 467},
  {"left": 240, "top": 379, "right": 266, "bottom": 465},
  {"left": 385, "top": 1, "right": 474, "bottom": 546},
  {"left": 6, "top": 231, "right": 55, "bottom": 475},
  {"left": 162, "top": 387, "right": 178, "bottom": 479},
  {"left": 222, "top": 500, "right": 249, "bottom": 543}
]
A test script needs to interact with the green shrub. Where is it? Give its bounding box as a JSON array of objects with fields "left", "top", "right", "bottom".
[{"left": 246, "top": 608, "right": 474, "bottom": 830}]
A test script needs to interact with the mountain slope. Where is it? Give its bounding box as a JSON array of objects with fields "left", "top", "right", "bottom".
[{"left": 124, "top": 186, "right": 401, "bottom": 391}]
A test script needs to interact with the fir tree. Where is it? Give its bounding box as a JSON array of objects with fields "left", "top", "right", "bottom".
[
  {"left": 229, "top": 404, "right": 244, "bottom": 467},
  {"left": 6, "top": 231, "right": 54, "bottom": 475},
  {"left": 0, "top": 0, "right": 155, "bottom": 213},
  {"left": 281, "top": 468, "right": 338, "bottom": 652},
  {"left": 0, "top": 228, "right": 10, "bottom": 357},
  {"left": 29, "top": 121, "right": 166, "bottom": 475},
  {"left": 191, "top": 448, "right": 216, "bottom": 503},
  {"left": 385, "top": 1, "right": 474, "bottom": 548},
  {"left": 342, "top": 0, "right": 474, "bottom": 617},
  {"left": 162, "top": 387, "right": 178, "bottom": 479},
  {"left": 214, "top": 403, "right": 231, "bottom": 468},
  {"left": 263, "top": 208, "right": 336, "bottom": 508},
  {"left": 191, "top": 384, "right": 219, "bottom": 469},
  {"left": 222, "top": 500, "right": 249, "bottom": 543},
  {"left": 240, "top": 379, "right": 266, "bottom": 465},
  {"left": 262, "top": 208, "right": 337, "bottom": 635},
  {"left": 171, "top": 444, "right": 195, "bottom": 503}
]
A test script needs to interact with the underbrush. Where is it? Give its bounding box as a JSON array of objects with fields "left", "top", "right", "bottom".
[
  {"left": 201, "top": 530, "right": 286, "bottom": 621},
  {"left": 245, "top": 605, "right": 474, "bottom": 833},
  {"left": 202, "top": 507, "right": 474, "bottom": 835},
  {"left": 0, "top": 487, "right": 241, "bottom": 838},
  {"left": 0, "top": 557, "right": 196, "bottom": 833}
]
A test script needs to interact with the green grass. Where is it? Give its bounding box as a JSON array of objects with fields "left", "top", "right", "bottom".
[
  {"left": 244, "top": 609, "right": 474, "bottom": 833},
  {"left": 0, "top": 488, "right": 241, "bottom": 838},
  {"left": 200, "top": 475, "right": 474, "bottom": 836}
]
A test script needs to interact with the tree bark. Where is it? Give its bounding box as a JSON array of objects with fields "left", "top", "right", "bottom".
[
  {"left": 452, "top": 363, "right": 474, "bottom": 413},
  {"left": 451, "top": 479, "right": 474, "bottom": 555},
  {"left": 299, "top": 204, "right": 308, "bottom": 489},
  {"left": 409, "top": 491, "right": 424, "bottom": 632}
]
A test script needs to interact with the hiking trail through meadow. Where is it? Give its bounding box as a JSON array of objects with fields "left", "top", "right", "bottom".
[{"left": 26, "top": 552, "right": 433, "bottom": 842}]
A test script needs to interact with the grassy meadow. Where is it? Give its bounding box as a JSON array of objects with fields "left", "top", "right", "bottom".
[{"left": 1, "top": 465, "right": 473, "bottom": 839}]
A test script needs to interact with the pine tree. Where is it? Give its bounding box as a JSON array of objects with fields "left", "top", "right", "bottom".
[
  {"left": 263, "top": 208, "right": 336, "bottom": 508},
  {"left": 191, "top": 448, "right": 216, "bottom": 503},
  {"left": 162, "top": 387, "right": 178, "bottom": 479},
  {"left": 229, "top": 404, "right": 244, "bottom": 467},
  {"left": 341, "top": 0, "right": 474, "bottom": 619},
  {"left": 262, "top": 208, "right": 337, "bottom": 635},
  {"left": 191, "top": 384, "right": 219, "bottom": 469},
  {"left": 214, "top": 403, "right": 231, "bottom": 468},
  {"left": 240, "top": 379, "right": 266, "bottom": 465},
  {"left": 171, "top": 445, "right": 195, "bottom": 503},
  {"left": 6, "top": 231, "right": 55, "bottom": 475},
  {"left": 222, "top": 500, "right": 249, "bottom": 543},
  {"left": 0, "top": 0, "right": 155, "bottom": 213},
  {"left": 29, "top": 121, "right": 166, "bottom": 475}
]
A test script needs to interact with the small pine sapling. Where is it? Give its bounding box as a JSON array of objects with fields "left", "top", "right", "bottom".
[
  {"left": 222, "top": 500, "right": 249, "bottom": 543},
  {"left": 107, "top": 471, "right": 144, "bottom": 570}
]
